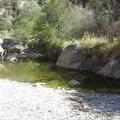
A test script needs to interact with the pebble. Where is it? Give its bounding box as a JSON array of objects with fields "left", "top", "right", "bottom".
[{"left": 0, "top": 79, "right": 120, "bottom": 120}]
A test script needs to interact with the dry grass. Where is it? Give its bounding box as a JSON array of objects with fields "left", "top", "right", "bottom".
[
  {"left": 104, "top": 38, "right": 120, "bottom": 60},
  {"left": 19, "top": 0, "right": 26, "bottom": 8},
  {"left": 0, "top": 8, "right": 5, "bottom": 16},
  {"left": 69, "top": 34, "right": 120, "bottom": 61},
  {"left": 79, "top": 33, "right": 108, "bottom": 49}
]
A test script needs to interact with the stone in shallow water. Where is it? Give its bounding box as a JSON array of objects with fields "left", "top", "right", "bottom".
[
  {"left": 0, "top": 64, "right": 4, "bottom": 69},
  {"left": 68, "top": 79, "right": 81, "bottom": 87},
  {"left": 32, "top": 82, "right": 45, "bottom": 87}
]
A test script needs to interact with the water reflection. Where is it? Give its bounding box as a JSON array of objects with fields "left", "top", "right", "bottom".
[{"left": 0, "top": 61, "right": 120, "bottom": 94}]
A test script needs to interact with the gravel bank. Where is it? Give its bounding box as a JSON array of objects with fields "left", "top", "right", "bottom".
[{"left": 0, "top": 79, "right": 120, "bottom": 120}]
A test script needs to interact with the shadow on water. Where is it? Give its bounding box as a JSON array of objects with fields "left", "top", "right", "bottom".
[
  {"left": 0, "top": 61, "right": 120, "bottom": 94},
  {"left": 53, "top": 66, "right": 120, "bottom": 94}
]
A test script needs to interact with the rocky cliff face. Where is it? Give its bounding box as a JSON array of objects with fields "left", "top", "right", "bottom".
[
  {"left": 0, "top": 37, "right": 44, "bottom": 62},
  {"left": 56, "top": 44, "right": 120, "bottom": 79}
]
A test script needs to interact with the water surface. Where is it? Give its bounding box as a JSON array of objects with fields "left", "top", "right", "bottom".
[{"left": 0, "top": 61, "right": 120, "bottom": 94}]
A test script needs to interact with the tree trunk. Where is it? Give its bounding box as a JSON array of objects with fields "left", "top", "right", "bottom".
[{"left": 82, "top": 0, "right": 86, "bottom": 8}]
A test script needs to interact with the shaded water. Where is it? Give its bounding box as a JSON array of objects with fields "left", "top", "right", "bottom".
[{"left": 0, "top": 61, "right": 120, "bottom": 94}]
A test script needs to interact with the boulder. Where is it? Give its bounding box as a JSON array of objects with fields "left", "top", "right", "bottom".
[
  {"left": 0, "top": 45, "right": 5, "bottom": 62},
  {"left": 78, "top": 57, "right": 104, "bottom": 72},
  {"left": 0, "top": 64, "right": 4, "bottom": 69},
  {"left": 56, "top": 44, "right": 83, "bottom": 70},
  {"left": 16, "top": 53, "right": 42, "bottom": 62},
  {"left": 68, "top": 79, "right": 81, "bottom": 87},
  {"left": 2, "top": 37, "right": 24, "bottom": 53},
  {"left": 5, "top": 53, "right": 18, "bottom": 62},
  {"left": 56, "top": 44, "right": 103, "bottom": 72},
  {"left": 98, "top": 59, "right": 120, "bottom": 79},
  {"left": 4, "top": 53, "right": 42, "bottom": 62}
]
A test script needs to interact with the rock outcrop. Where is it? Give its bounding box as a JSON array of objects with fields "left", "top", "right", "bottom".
[
  {"left": 56, "top": 44, "right": 103, "bottom": 72},
  {"left": 2, "top": 37, "right": 25, "bottom": 53},
  {"left": 98, "top": 59, "right": 120, "bottom": 79},
  {"left": 0, "top": 37, "right": 46, "bottom": 62},
  {"left": 56, "top": 44, "right": 82, "bottom": 70},
  {"left": 56, "top": 44, "right": 120, "bottom": 79}
]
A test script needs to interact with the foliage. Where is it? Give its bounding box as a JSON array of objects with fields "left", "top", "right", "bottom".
[
  {"left": 79, "top": 33, "right": 108, "bottom": 49},
  {"left": 78, "top": 33, "right": 120, "bottom": 61},
  {"left": 37, "top": 0, "right": 47, "bottom": 5},
  {"left": 32, "top": 0, "right": 71, "bottom": 55},
  {"left": 33, "top": 18, "right": 56, "bottom": 45},
  {"left": 89, "top": 0, "right": 120, "bottom": 40},
  {"left": 11, "top": 0, "right": 41, "bottom": 43},
  {"left": 0, "top": 18, "right": 12, "bottom": 31},
  {"left": 60, "top": 5, "right": 95, "bottom": 39},
  {"left": 42, "top": 0, "right": 69, "bottom": 24},
  {"left": 14, "top": 0, "right": 41, "bottom": 23},
  {"left": 104, "top": 38, "right": 120, "bottom": 60},
  {"left": 12, "top": 19, "right": 34, "bottom": 43},
  {"left": 1, "top": 0, "right": 120, "bottom": 59}
]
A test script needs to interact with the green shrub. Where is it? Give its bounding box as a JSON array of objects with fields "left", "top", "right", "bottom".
[
  {"left": 60, "top": 6, "right": 95, "bottom": 39},
  {"left": 15, "top": 0, "right": 41, "bottom": 23},
  {"left": 0, "top": 18, "right": 12, "bottom": 31},
  {"left": 11, "top": 19, "right": 34, "bottom": 43}
]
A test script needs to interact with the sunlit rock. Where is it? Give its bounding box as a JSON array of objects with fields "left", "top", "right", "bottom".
[
  {"left": 56, "top": 44, "right": 82, "bottom": 70},
  {"left": 56, "top": 44, "right": 104, "bottom": 72},
  {"left": 98, "top": 59, "right": 120, "bottom": 79}
]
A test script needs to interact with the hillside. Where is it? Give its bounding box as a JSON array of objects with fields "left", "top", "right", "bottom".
[{"left": 0, "top": 0, "right": 120, "bottom": 60}]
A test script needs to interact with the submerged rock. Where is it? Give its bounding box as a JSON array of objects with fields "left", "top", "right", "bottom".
[
  {"left": 98, "top": 59, "right": 120, "bottom": 79},
  {"left": 68, "top": 79, "right": 81, "bottom": 87}
]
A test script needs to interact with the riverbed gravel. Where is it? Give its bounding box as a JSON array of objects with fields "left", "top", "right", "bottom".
[{"left": 0, "top": 79, "right": 120, "bottom": 120}]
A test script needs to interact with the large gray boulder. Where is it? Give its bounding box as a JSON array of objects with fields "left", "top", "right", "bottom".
[
  {"left": 98, "top": 59, "right": 120, "bottom": 79},
  {"left": 2, "top": 37, "right": 24, "bottom": 53},
  {"left": 56, "top": 44, "right": 82, "bottom": 70},
  {"left": 78, "top": 57, "right": 103, "bottom": 72},
  {"left": 56, "top": 44, "right": 103, "bottom": 72}
]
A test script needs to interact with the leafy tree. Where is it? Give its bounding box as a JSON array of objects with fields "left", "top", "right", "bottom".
[
  {"left": 89, "top": 0, "right": 120, "bottom": 40},
  {"left": 32, "top": 0, "right": 70, "bottom": 42},
  {"left": 12, "top": 0, "right": 41, "bottom": 42},
  {"left": 32, "top": 18, "right": 57, "bottom": 46},
  {"left": 42, "top": 0, "right": 69, "bottom": 24},
  {"left": 14, "top": 0, "right": 41, "bottom": 24},
  {"left": 31, "top": 0, "right": 71, "bottom": 55}
]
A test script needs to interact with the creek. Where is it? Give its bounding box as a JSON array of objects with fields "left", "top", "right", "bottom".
[{"left": 0, "top": 61, "right": 120, "bottom": 94}]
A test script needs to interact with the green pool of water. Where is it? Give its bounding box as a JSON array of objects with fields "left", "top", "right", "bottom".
[{"left": 0, "top": 61, "right": 120, "bottom": 94}]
